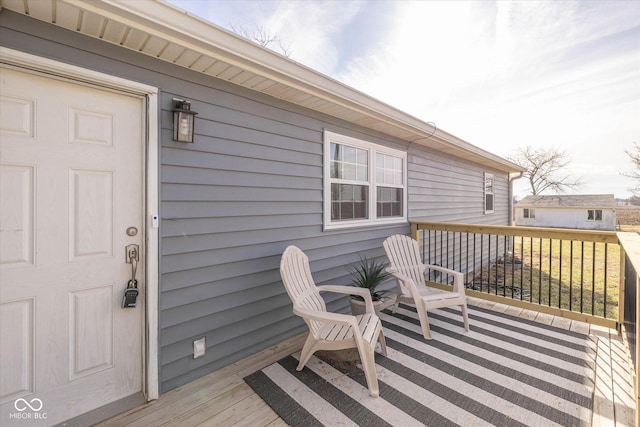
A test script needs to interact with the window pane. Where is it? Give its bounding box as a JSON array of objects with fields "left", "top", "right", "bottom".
[
  {"left": 595, "top": 210, "right": 602, "bottom": 220},
  {"left": 376, "top": 153, "right": 402, "bottom": 185},
  {"left": 343, "top": 163, "right": 356, "bottom": 180},
  {"left": 394, "top": 171, "right": 402, "bottom": 185},
  {"left": 587, "top": 210, "right": 594, "bottom": 220},
  {"left": 331, "top": 183, "right": 368, "bottom": 220},
  {"left": 393, "top": 157, "right": 402, "bottom": 170},
  {"left": 330, "top": 143, "right": 339, "bottom": 161},
  {"left": 330, "top": 160, "right": 340, "bottom": 178},
  {"left": 343, "top": 145, "right": 356, "bottom": 163},
  {"left": 377, "top": 187, "right": 402, "bottom": 217},
  {"left": 357, "top": 149, "right": 368, "bottom": 165},
  {"left": 356, "top": 165, "right": 368, "bottom": 181},
  {"left": 485, "top": 194, "right": 494, "bottom": 212},
  {"left": 331, "top": 142, "right": 368, "bottom": 182},
  {"left": 485, "top": 179, "right": 493, "bottom": 193}
]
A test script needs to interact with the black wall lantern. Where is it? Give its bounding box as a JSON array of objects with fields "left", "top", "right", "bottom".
[{"left": 171, "top": 98, "right": 198, "bottom": 143}]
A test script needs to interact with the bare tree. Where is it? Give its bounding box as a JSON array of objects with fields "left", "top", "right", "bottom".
[
  {"left": 231, "top": 24, "right": 292, "bottom": 57},
  {"left": 508, "top": 146, "right": 582, "bottom": 196},
  {"left": 622, "top": 140, "right": 640, "bottom": 194}
]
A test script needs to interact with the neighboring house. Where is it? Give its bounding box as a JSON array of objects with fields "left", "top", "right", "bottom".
[
  {"left": 515, "top": 194, "right": 616, "bottom": 230},
  {"left": 0, "top": 1, "right": 523, "bottom": 425}
]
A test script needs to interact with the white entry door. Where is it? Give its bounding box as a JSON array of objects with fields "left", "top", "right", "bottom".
[{"left": 0, "top": 66, "right": 145, "bottom": 426}]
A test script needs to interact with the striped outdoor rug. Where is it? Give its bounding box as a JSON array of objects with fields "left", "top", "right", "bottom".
[{"left": 244, "top": 304, "right": 596, "bottom": 426}]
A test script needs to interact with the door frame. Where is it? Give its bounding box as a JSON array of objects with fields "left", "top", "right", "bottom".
[{"left": 0, "top": 47, "right": 160, "bottom": 400}]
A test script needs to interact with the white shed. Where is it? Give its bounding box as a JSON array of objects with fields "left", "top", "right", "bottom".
[{"left": 515, "top": 194, "right": 616, "bottom": 230}]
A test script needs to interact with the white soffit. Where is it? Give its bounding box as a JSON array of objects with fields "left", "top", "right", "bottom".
[{"left": 1, "top": 0, "right": 523, "bottom": 173}]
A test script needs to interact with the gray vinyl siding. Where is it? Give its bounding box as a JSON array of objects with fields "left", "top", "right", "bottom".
[
  {"left": 408, "top": 147, "right": 510, "bottom": 224},
  {"left": 2, "top": 11, "right": 513, "bottom": 394}
]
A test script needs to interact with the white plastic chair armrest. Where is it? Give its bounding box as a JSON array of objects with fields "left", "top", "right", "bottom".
[
  {"left": 293, "top": 306, "right": 356, "bottom": 326},
  {"left": 423, "top": 264, "right": 466, "bottom": 294},
  {"left": 317, "top": 285, "right": 375, "bottom": 313},
  {"left": 385, "top": 268, "right": 413, "bottom": 284},
  {"left": 386, "top": 268, "right": 423, "bottom": 301}
]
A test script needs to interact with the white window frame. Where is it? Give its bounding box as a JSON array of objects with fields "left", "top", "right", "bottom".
[
  {"left": 484, "top": 173, "right": 495, "bottom": 214},
  {"left": 523, "top": 208, "right": 535, "bottom": 219},
  {"left": 323, "top": 131, "right": 407, "bottom": 230}
]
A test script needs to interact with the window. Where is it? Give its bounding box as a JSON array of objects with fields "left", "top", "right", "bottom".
[
  {"left": 484, "top": 173, "right": 494, "bottom": 214},
  {"left": 524, "top": 208, "right": 535, "bottom": 219},
  {"left": 324, "top": 131, "right": 406, "bottom": 229},
  {"left": 587, "top": 209, "right": 603, "bottom": 221}
]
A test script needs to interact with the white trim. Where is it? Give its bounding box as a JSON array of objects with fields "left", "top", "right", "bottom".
[
  {"left": 323, "top": 131, "right": 407, "bottom": 230},
  {"left": 0, "top": 47, "right": 160, "bottom": 401},
  {"left": 144, "top": 94, "right": 160, "bottom": 400}
]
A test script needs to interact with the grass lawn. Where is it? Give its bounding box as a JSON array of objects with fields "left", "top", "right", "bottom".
[{"left": 471, "top": 238, "right": 619, "bottom": 319}]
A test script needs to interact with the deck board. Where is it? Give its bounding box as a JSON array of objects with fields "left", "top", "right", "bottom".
[{"left": 96, "top": 299, "right": 636, "bottom": 426}]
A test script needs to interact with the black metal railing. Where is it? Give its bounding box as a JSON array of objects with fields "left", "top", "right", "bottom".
[{"left": 411, "top": 222, "right": 620, "bottom": 321}]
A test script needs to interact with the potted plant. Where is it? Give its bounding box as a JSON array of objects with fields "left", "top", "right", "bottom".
[{"left": 347, "top": 256, "right": 392, "bottom": 315}]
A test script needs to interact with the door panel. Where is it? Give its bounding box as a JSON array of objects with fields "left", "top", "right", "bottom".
[{"left": 0, "top": 67, "right": 144, "bottom": 426}]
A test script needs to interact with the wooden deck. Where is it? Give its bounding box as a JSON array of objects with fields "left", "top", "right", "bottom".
[{"left": 96, "top": 298, "right": 636, "bottom": 426}]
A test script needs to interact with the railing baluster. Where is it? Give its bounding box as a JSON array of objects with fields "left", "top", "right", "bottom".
[
  {"left": 496, "top": 234, "right": 499, "bottom": 295},
  {"left": 473, "top": 233, "right": 477, "bottom": 289},
  {"left": 604, "top": 243, "right": 608, "bottom": 318},
  {"left": 592, "top": 242, "right": 596, "bottom": 316},
  {"left": 539, "top": 238, "right": 543, "bottom": 305},
  {"left": 458, "top": 231, "right": 462, "bottom": 277},
  {"left": 490, "top": 235, "right": 498, "bottom": 295},
  {"left": 429, "top": 229, "right": 432, "bottom": 264},
  {"left": 548, "top": 239, "right": 553, "bottom": 307},
  {"left": 580, "top": 241, "right": 585, "bottom": 314},
  {"left": 559, "top": 240, "right": 563, "bottom": 309},
  {"left": 569, "top": 240, "right": 574, "bottom": 312},
  {"left": 466, "top": 233, "right": 470, "bottom": 286},
  {"left": 511, "top": 235, "right": 515, "bottom": 299},
  {"left": 520, "top": 236, "right": 524, "bottom": 301},
  {"left": 439, "top": 230, "right": 443, "bottom": 282},
  {"left": 480, "top": 234, "right": 484, "bottom": 292},
  {"left": 530, "top": 237, "right": 533, "bottom": 303},
  {"left": 503, "top": 235, "right": 508, "bottom": 297},
  {"left": 447, "top": 231, "right": 456, "bottom": 268}
]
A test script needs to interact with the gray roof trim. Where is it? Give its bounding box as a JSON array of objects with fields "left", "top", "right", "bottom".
[{"left": 516, "top": 194, "right": 616, "bottom": 209}]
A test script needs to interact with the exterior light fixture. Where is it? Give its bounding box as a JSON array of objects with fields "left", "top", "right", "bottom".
[{"left": 171, "top": 98, "right": 198, "bottom": 143}]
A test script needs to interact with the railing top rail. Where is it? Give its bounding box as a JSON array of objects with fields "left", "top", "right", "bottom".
[
  {"left": 618, "top": 232, "right": 640, "bottom": 272},
  {"left": 412, "top": 221, "right": 619, "bottom": 244}
]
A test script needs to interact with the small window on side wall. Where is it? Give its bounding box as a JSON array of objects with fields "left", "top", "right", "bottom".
[
  {"left": 587, "top": 209, "right": 603, "bottom": 221},
  {"left": 484, "top": 173, "right": 494, "bottom": 214},
  {"left": 524, "top": 208, "right": 535, "bottom": 219}
]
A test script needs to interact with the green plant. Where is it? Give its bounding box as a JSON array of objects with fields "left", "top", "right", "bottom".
[{"left": 348, "top": 257, "right": 392, "bottom": 301}]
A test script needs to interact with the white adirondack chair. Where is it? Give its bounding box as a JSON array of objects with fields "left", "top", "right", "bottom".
[
  {"left": 383, "top": 234, "right": 470, "bottom": 340},
  {"left": 279, "top": 245, "right": 387, "bottom": 397}
]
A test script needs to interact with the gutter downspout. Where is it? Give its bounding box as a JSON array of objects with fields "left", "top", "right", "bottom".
[{"left": 509, "top": 172, "right": 524, "bottom": 225}]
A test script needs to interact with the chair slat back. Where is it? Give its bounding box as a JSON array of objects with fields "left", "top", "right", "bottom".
[
  {"left": 383, "top": 235, "right": 425, "bottom": 292},
  {"left": 280, "top": 246, "right": 326, "bottom": 335}
]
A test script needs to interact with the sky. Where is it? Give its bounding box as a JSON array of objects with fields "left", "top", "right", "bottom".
[{"left": 167, "top": 0, "right": 640, "bottom": 199}]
